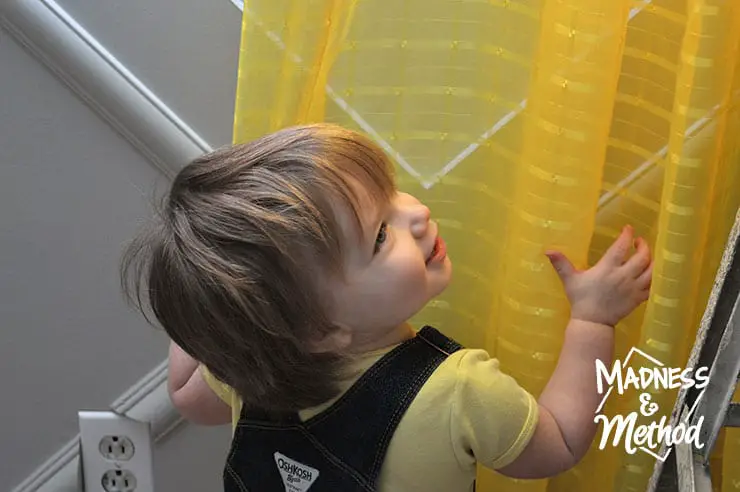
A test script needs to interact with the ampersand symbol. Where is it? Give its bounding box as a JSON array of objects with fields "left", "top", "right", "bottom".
[{"left": 639, "top": 393, "right": 659, "bottom": 417}]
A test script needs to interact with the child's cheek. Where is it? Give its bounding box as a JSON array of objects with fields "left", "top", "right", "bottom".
[{"left": 388, "top": 254, "right": 430, "bottom": 295}]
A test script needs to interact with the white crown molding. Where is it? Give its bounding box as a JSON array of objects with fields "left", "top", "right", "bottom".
[
  {"left": 0, "top": 0, "right": 214, "bottom": 179},
  {"left": 0, "top": 1, "right": 209, "bottom": 490},
  {"left": 10, "top": 439, "right": 82, "bottom": 492}
]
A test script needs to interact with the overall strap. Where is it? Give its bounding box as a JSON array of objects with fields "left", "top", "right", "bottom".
[
  {"left": 229, "top": 326, "right": 464, "bottom": 491},
  {"left": 299, "top": 326, "right": 463, "bottom": 486}
]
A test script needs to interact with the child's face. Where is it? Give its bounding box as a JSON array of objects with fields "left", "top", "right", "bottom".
[{"left": 326, "top": 189, "right": 452, "bottom": 346}]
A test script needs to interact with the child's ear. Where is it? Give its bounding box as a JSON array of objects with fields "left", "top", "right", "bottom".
[{"left": 309, "top": 324, "right": 353, "bottom": 353}]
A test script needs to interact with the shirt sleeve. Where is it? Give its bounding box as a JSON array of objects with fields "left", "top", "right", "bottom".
[
  {"left": 450, "top": 349, "right": 539, "bottom": 470},
  {"left": 200, "top": 366, "right": 235, "bottom": 406},
  {"left": 200, "top": 366, "right": 243, "bottom": 429}
]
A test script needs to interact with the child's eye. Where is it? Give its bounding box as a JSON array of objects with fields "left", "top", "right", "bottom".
[{"left": 374, "top": 222, "right": 388, "bottom": 253}]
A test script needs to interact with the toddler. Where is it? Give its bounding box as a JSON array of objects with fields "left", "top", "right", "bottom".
[{"left": 121, "top": 124, "right": 653, "bottom": 491}]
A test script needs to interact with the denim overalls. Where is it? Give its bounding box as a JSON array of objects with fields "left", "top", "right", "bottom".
[{"left": 223, "top": 326, "right": 463, "bottom": 491}]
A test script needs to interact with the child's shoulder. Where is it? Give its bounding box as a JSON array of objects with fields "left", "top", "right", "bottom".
[
  {"left": 424, "top": 347, "right": 526, "bottom": 399},
  {"left": 407, "top": 347, "right": 539, "bottom": 469}
]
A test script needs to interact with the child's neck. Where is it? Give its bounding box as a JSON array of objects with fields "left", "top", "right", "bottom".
[{"left": 349, "top": 322, "right": 416, "bottom": 354}]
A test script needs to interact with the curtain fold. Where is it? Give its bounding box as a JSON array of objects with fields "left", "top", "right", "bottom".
[{"left": 231, "top": 1, "right": 740, "bottom": 491}]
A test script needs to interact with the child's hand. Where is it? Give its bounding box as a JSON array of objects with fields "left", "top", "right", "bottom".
[{"left": 545, "top": 225, "right": 653, "bottom": 327}]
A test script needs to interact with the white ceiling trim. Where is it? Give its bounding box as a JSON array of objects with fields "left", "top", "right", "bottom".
[{"left": 0, "top": 0, "right": 213, "bottom": 180}]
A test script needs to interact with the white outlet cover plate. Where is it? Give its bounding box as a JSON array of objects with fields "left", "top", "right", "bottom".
[{"left": 78, "top": 411, "right": 154, "bottom": 492}]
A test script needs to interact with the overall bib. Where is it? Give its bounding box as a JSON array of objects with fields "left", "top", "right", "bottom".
[{"left": 223, "top": 326, "right": 464, "bottom": 492}]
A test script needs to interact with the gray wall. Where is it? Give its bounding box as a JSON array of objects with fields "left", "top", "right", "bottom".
[
  {"left": 55, "top": 0, "right": 241, "bottom": 149},
  {"left": 0, "top": 1, "right": 240, "bottom": 489}
]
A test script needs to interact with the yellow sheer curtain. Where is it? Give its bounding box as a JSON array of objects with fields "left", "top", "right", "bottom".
[{"left": 231, "top": 1, "right": 740, "bottom": 491}]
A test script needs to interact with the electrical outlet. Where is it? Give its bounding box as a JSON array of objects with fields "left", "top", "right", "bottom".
[
  {"left": 99, "top": 435, "right": 136, "bottom": 461},
  {"left": 78, "top": 411, "right": 154, "bottom": 492},
  {"left": 101, "top": 469, "right": 138, "bottom": 492}
]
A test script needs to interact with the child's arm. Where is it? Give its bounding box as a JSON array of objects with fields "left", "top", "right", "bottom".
[
  {"left": 168, "top": 341, "right": 232, "bottom": 425},
  {"left": 499, "top": 226, "right": 652, "bottom": 478}
]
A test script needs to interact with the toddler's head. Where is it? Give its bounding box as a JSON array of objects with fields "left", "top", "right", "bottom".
[{"left": 122, "top": 124, "right": 451, "bottom": 412}]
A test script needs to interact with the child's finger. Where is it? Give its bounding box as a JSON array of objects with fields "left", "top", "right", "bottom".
[
  {"left": 625, "top": 237, "right": 651, "bottom": 276},
  {"left": 545, "top": 250, "right": 577, "bottom": 283},
  {"left": 636, "top": 261, "right": 653, "bottom": 290},
  {"left": 637, "top": 288, "right": 651, "bottom": 303},
  {"left": 600, "top": 225, "right": 634, "bottom": 266}
]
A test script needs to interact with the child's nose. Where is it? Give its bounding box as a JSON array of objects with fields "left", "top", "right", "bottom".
[{"left": 409, "top": 204, "right": 431, "bottom": 238}]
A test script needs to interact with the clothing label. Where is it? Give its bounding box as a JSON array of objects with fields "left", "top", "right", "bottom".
[{"left": 274, "top": 452, "right": 320, "bottom": 492}]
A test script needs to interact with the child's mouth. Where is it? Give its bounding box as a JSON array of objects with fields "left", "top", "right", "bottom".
[{"left": 426, "top": 236, "right": 447, "bottom": 264}]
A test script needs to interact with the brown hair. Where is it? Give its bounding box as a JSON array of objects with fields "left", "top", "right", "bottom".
[{"left": 121, "top": 124, "right": 396, "bottom": 412}]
